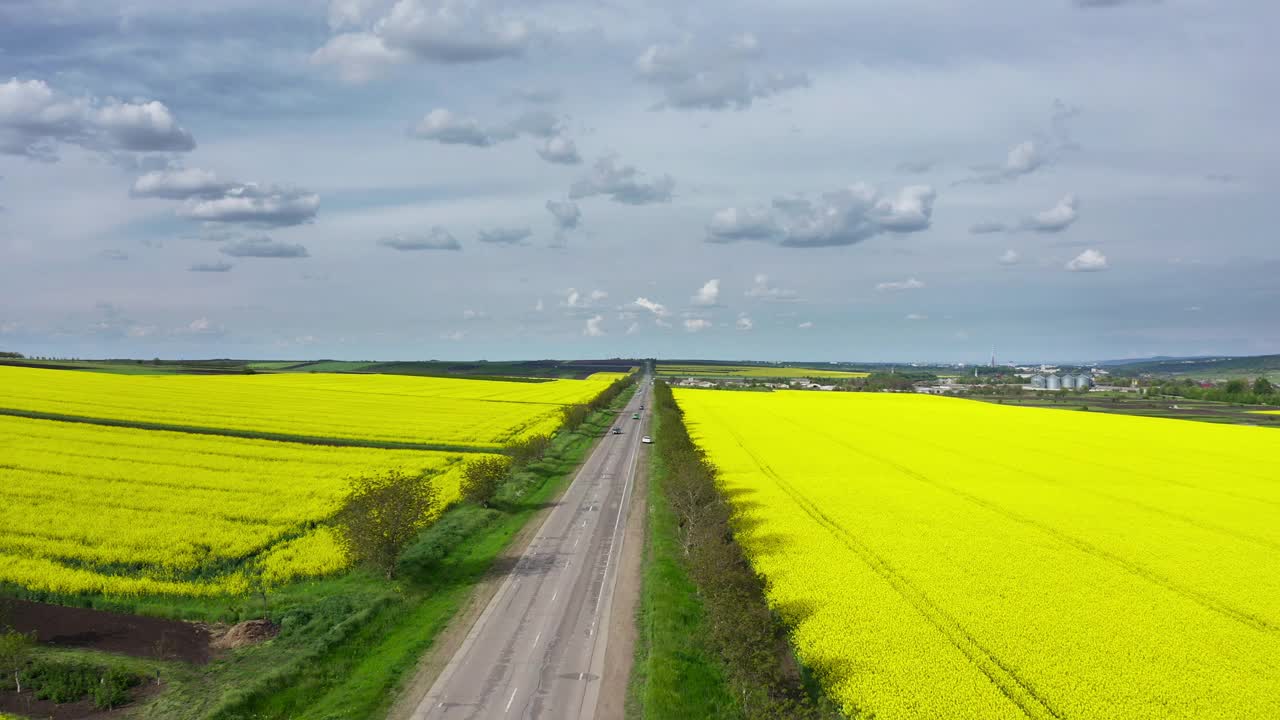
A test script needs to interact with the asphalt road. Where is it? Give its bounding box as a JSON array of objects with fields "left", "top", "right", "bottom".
[{"left": 409, "top": 380, "right": 651, "bottom": 720}]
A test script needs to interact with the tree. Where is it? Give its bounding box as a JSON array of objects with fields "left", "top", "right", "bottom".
[
  {"left": 459, "top": 456, "right": 512, "bottom": 507},
  {"left": 1254, "top": 377, "right": 1275, "bottom": 396},
  {"left": 1224, "top": 378, "right": 1248, "bottom": 395},
  {"left": 0, "top": 629, "right": 34, "bottom": 694},
  {"left": 333, "top": 469, "right": 440, "bottom": 579}
]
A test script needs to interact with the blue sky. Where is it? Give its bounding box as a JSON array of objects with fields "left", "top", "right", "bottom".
[{"left": 1, "top": 0, "right": 1277, "bottom": 363}]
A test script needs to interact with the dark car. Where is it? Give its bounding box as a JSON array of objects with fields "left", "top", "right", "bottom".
[{"left": 612, "top": 427, "right": 622, "bottom": 435}]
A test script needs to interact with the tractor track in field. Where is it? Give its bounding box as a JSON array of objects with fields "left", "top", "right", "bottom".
[{"left": 712, "top": 418, "right": 1062, "bottom": 720}]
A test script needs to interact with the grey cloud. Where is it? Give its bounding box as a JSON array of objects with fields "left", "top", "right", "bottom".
[
  {"left": 969, "top": 221, "right": 1009, "bottom": 234},
  {"left": 635, "top": 36, "right": 809, "bottom": 111},
  {"left": 410, "top": 108, "right": 561, "bottom": 147},
  {"left": 99, "top": 249, "right": 129, "bottom": 261},
  {"left": 179, "top": 184, "right": 320, "bottom": 226},
  {"left": 537, "top": 135, "right": 581, "bottom": 165},
  {"left": 378, "top": 228, "right": 462, "bottom": 251},
  {"left": 189, "top": 261, "right": 233, "bottom": 272},
  {"left": 220, "top": 236, "right": 310, "bottom": 258},
  {"left": 707, "top": 184, "right": 935, "bottom": 247},
  {"left": 477, "top": 226, "right": 531, "bottom": 245},
  {"left": 1020, "top": 194, "right": 1080, "bottom": 233},
  {"left": 313, "top": 0, "right": 533, "bottom": 81},
  {"left": 546, "top": 199, "right": 581, "bottom": 231},
  {"left": 569, "top": 156, "right": 674, "bottom": 205},
  {"left": 0, "top": 78, "right": 195, "bottom": 161}
]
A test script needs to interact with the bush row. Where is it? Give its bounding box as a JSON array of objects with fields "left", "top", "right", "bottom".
[{"left": 650, "top": 381, "right": 839, "bottom": 720}]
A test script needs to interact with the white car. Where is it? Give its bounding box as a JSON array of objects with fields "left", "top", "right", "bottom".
[{"left": 641, "top": 435, "right": 653, "bottom": 444}]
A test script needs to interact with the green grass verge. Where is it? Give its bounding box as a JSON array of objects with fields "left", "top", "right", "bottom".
[
  {"left": 627, "top": 411, "right": 740, "bottom": 720},
  {"left": 0, "top": 408, "right": 496, "bottom": 454}
]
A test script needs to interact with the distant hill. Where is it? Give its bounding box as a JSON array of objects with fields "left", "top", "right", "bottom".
[{"left": 1102, "top": 354, "right": 1280, "bottom": 377}]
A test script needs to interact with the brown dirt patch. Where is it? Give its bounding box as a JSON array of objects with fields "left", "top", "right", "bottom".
[
  {"left": 0, "top": 598, "right": 211, "bottom": 664},
  {"left": 208, "top": 619, "right": 278, "bottom": 650}
]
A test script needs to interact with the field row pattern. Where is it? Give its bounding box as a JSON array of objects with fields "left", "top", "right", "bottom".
[
  {"left": 0, "top": 367, "right": 626, "bottom": 447},
  {"left": 673, "top": 389, "right": 1280, "bottom": 720},
  {"left": 0, "top": 415, "right": 495, "bottom": 596}
]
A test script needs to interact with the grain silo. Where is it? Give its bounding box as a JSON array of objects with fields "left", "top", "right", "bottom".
[{"left": 1047, "top": 374, "right": 1063, "bottom": 390}]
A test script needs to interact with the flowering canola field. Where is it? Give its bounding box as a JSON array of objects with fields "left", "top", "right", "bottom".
[
  {"left": 0, "top": 366, "right": 625, "bottom": 447},
  {"left": 673, "top": 389, "right": 1280, "bottom": 719},
  {"left": 0, "top": 414, "right": 496, "bottom": 596}
]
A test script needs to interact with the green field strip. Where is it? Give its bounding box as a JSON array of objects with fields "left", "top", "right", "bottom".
[{"left": 0, "top": 407, "right": 496, "bottom": 454}]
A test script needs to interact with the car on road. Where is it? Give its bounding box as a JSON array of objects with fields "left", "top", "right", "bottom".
[
  {"left": 639, "top": 404, "right": 644, "bottom": 409},
  {"left": 632, "top": 413, "right": 640, "bottom": 419},
  {"left": 612, "top": 427, "right": 622, "bottom": 435},
  {"left": 641, "top": 435, "right": 653, "bottom": 444}
]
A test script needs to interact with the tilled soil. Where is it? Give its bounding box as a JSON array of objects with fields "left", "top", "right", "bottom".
[{"left": 1, "top": 598, "right": 211, "bottom": 664}]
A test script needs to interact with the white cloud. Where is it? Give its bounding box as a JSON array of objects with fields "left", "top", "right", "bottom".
[
  {"left": 179, "top": 184, "right": 320, "bottom": 226},
  {"left": 631, "top": 297, "right": 669, "bottom": 317},
  {"left": 692, "top": 278, "right": 720, "bottom": 306},
  {"left": 999, "top": 249, "right": 1020, "bottom": 266},
  {"left": 684, "top": 318, "right": 712, "bottom": 332},
  {"left": 706, "top": 207, "right": 777, "bottom": 241},
  {"left": 1021, "top": 194, "right": 1080, "bottom": 233},
  {"left": 875, "top": 277, "right": 925, "bottom": 291},
  {"left": 798, "top": 321, "right": 814, "bottom": 329},
  {"left": 635, "top": 36, "right": 809, "bottom": 111},
  {"left": 583, "top": 314, "right": 605, "bottom": 336},
  {"left": 378, "top": 227, "right": 461, "bottom": 250},
  {"left": 410, "top": 108, "right": 560, "bottom": 147},
  {"left": 708, "top": 183, "right": 935, "bottom": 247},
  {"left": 131, "top": 168, "right": 231, "bottom": 199},
  {"left": 440, "top": 329, "right": 466, "bottom": 341},
  {"left": 220, "top": 236, "right": 310, "bottom": 258},
  {"left": 537, "top": 135, "right": 581, "bottom": 165},
  {"left": 745, "top": 273, "right": 799, "bottom": 301},
  {"left": 534, "top": 298, "right": 544, "bottom": 312},
  {"left": 736, "top": 313, "right": 753, "bottom": 331},
  {"left": 1066, "top": 248, "right": 1109, "bottom": 272},
  {"left": 0, "top": 78, "right": 194, "bottom": 161},
  {"left": 570, "top": 156, "right": 674, "bottom": 205},
  {"left": 905, "top": 313, "right": 928, "bottom": 321},
  {"left": 100, "top": 249, "right": 129, "bottom": 261},
  {"left": 564, "top": 288, "right": 608, "bottom": 309},
  {"left": 312, "top": 0, "right": 533, "bottom": 81},
  {"left": 462, "top": 308, "right": 486, "bottom": 320}
]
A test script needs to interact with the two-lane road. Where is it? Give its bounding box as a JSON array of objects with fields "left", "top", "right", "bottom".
[{"left": 410, "top": 379, "right": 651, "bottom": 719}]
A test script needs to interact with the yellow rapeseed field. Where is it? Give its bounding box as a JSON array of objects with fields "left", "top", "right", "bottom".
[
  {"left": 673, "top": 388, "right": 1280, "bottom": 719},
  {"left": 0, "top": 366, "right": 625, "bottom": 447},
  {"left": 0, "top": 414, "right": 496, "bottom": 596}
]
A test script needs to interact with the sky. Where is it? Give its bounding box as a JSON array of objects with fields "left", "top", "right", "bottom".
[{"left": 1, "top": 0, "right": 1277, "bottom": 364}]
